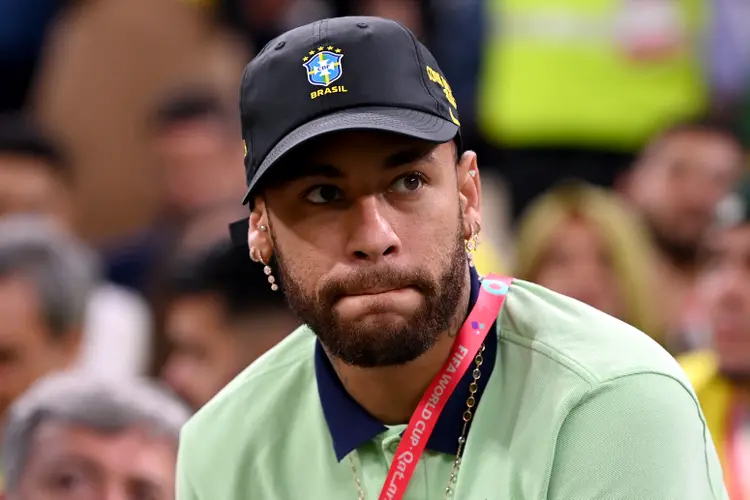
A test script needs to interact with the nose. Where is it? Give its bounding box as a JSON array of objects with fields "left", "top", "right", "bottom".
[
  {"left": 161, "top": 359, "right": 189, "bottom": 399},
  {"left": 102, "top": 485, "right": 129, "bottom": 500},
  {"left": 345, "top": 196, "right": 401, "bottom": 263},
  {"left": 715, "top": 271, "right": 750, "bottom": 312}
]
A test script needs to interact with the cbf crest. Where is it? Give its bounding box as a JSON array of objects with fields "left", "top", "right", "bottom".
[{"left": 303, "top": 46, "right": 344, "bottom": 87}]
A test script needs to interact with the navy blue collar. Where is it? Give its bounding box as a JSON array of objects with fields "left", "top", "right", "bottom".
[{"left": 314, "top": 267, "right": 498, "bottom": 461}]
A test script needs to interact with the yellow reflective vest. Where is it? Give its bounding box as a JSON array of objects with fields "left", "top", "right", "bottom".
[{"left": 478, "top": 0, "right": 708, "bottom": 150}]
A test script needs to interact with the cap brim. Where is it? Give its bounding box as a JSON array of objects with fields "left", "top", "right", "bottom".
[{"left": 241, "top": 106, "right": 459, "bottom": 204}]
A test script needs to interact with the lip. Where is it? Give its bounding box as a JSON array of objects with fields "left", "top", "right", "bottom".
[{"left": 342, "top": 286, "right": 412, "bottom": 297}]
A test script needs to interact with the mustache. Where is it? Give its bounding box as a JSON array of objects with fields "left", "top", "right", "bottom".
[{"left": 319, "top": 267, "right": 434, "bottom": 303}]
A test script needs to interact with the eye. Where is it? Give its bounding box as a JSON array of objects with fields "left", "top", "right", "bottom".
[
  {"left": 390, "top": 173, "right": 426, "bottom": 194},
  {"left": 50, "top": 471, "right": 87, "bottom": 492},
  {"left": 304, "top": 185, "right": 343, "bottom": 204}
]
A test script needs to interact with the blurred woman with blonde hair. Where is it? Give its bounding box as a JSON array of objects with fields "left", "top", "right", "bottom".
[{"left": 515, "top": 181, "right": 664, "bottom": 344}]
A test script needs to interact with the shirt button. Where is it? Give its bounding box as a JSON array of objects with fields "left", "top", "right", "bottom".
[{"left": 388, "top": 440, "right": 400, "bottom": 453}]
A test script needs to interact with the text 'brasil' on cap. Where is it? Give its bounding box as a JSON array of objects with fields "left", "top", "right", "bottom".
[{"left": 239, "top": 16, "right": 462, "bottom": 205}]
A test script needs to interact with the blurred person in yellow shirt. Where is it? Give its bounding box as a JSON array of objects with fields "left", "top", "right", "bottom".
[
  {"left": 515, "top": 181, "right": 663, "bottom": 343},
  {"left": 472, "top": 239, "right": 505, "bottom": 277},
  {"left": 681, "top": 175, "right": 750, "bottom": 500}
]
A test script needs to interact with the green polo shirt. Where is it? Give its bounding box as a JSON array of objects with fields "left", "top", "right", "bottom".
[{"left": 176, "top": 277, "right": 727, "bottom": 500}]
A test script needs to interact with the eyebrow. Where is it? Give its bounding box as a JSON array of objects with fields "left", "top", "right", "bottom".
[{"left": 383, "top": 145, "right": 436, "bottom": 168}]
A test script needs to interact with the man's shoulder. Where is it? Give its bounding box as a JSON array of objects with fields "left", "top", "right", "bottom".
[
  {"left": 180, "top": 324, "right": 317, "bottom": 455},
  {"left": 501, "top": 279, "right": 685, "bottom": 386}
]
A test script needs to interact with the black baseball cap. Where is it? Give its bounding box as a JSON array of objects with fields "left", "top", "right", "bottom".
[{"left": 238, "top": 16, "right": 462, "bottom": 205}]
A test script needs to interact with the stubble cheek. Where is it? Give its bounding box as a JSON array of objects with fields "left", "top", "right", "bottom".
[{"left": 402, "top": 207, "right": 460, "bottom": 273}]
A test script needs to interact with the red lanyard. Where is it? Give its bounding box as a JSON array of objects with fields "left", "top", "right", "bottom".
[
  {"left": 726, "top": 400, "right": 749, "bottom": 500},
  {"left": 377, "top": 274, "right": 513, "bottom": 500}
]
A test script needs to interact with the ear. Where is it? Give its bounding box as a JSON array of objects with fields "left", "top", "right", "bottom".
[
  {"left": 456, "top": 150, "right": 481, "bottom": 239},
  {"left": 247, "top": 197, "right": 274, "bottom": 264},
  {"left": 54, "top": 327, "right": 83, "bottom": 369}
]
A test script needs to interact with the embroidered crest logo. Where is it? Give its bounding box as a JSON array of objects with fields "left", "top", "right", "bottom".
[{"left": 303, "top": 47, "right": 344, "bottom": 87}]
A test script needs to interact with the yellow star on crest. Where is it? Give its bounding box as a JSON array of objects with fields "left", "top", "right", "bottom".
[
  {"left": 318, "top": 46, "right": 324, "bottom": 51},
  {"left": 309, "top": 50, "right": 315, "bottom": 55},
  {"left": 303, "top": 56, "right": 309, "bottom": 61},
  {"left": 327, "top": 45, "right": 333, "bottom": 50},
  {"left": 335, "top": 48, "right": 342, "bottom": 53}
]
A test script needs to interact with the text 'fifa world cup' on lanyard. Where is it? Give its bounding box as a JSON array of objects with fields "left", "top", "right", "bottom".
[{"left": 378, "top": 274, "right": 513, "bottom": 500}]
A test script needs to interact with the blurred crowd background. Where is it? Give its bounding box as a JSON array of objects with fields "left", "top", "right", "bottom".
[{"left": 1, "top": 0, "right": 750, "bottom": 498}]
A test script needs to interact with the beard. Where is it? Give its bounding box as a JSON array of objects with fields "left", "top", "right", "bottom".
[
  {"left": 646, "top": 218, "right": 701, "bottom": 269},
  {"left": 273, "top": 223, "right": 468, "bottom": 368}
]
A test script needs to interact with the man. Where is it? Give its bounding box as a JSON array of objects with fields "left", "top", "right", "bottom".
[
  {"left": 0, "top": 216, "right": 95, "bottom": 489},
  {"left": 680, "top": 175, "right": 750, "bottom": 500},
  {"left": 177, "top": 17, "right": 727, "bottom": 500},
  {"left": 104, "top": 90, "right": 246, "bottom": 296},
  {"left": 623, "top": 120, "right": 744, "bottom": 353},
  {"left": 161, "top": 241, "right": 296, "bottom": 411},
  {"left": 1, "top": 372, "right": 189, "bottom": 499},
  {"left": 0, "top": 114, "right": 74, "bottom": 224},
  {"left": 0, "top": 218, "right": 94, "bottom": 424},
  {"left": 0, "top": 115, "right": 153, "bottom": 379}
]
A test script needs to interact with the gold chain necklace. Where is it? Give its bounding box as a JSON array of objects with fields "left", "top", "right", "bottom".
[{"left": 348, "top": 343, "right": 486, "bottom": 500}]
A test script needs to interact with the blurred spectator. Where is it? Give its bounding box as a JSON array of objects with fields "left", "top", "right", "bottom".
[
  {"left": 150, "top": 90, "right": 245, "bottom": 222},
  {"left": 214, "top": 0, "right": 424, "bottom": 54},
  {"left": 1, "top": 372, "right": 189, "bottom": 497},
  {"left": 103, "top": 89, "right": 246, "bottom": 297},
  {"left": 0, "top": 116, "right": 153, "bottom": 379},
  {"left": 680, "top": 174, "right": 750, "bottom": 500},
  {"left": 177, "top": 202, "right": 249, "bottom": 253},
  {"left": 0, "top": 217, "right": 96, "bottom": 454},
  {"left": 424, "top": 0, "right": 483, "bottom": 133},
  {"left": 515, "top": 182, "right": 662, "bottom": 342},
  {"left": 707, "top": 0, "right": 750, "bottom": 120},
  {"left": 741, "top": 90, "right": 750, "bottom": 149},
  {"left": 475, "top": 0, "right": 710, "bottom": 220},
  {"left": 0, "top": 113, "right": 73, "bottom": 224},
  {"left": 622, "top": 119, "right": 744, "bottom": 352},
  {"left": 216, "top": 0, "right": 332, "bottom": 54},
  {"left": 160, "top": 241, "right": 297, "bottom": 411}
]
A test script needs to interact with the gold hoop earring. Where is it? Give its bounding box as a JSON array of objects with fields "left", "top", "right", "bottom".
[
  {"left": 465, "top": 222, "right": 481, "bottom": 267},
  {"left": 249, "top": 246, "right": 261, "bottom": 263}
]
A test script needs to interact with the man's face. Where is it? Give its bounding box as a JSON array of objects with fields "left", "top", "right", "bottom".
[
  {"left": 162, "top": 294, "right": 294, "bottom": 410},
  {"left": 8, "top": 422, "right": 175, "bottom": 500},
  {"left": 254, "top": 132, "right": 480, "bottom": 368},
  {"left": 699, "top": 224, "right": 750, "bottom": 376},
  {"left": 628, "top": 130, "right": 741, "bottom": 261},
  {"left": 155, "top": 120, "right": 245, "bottom": 216},
  {"left": 0, "top": 154, "right": 73, "bottom": 229},
  {"left": 0, "top": 275, "right": 78, "bottom": 420}
]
